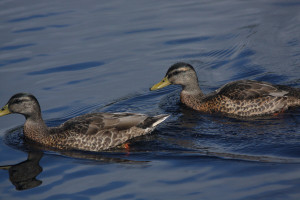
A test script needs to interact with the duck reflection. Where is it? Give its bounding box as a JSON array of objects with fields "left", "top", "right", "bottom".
[
  {"left": 0, "top": 151, "right": 43, "bottom": 190},
  {"left": 0, "top": 146, "right": 148, "bottom": 191}
]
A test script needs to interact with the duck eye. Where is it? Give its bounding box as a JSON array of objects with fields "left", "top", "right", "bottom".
[
  {"left": 168, "top": 70, "right": 180, "bottom": 78},
  {"left": 173, "top": 71, "right": 180, "bottom": 75}
]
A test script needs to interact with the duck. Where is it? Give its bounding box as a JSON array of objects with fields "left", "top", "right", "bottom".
[
  {"left": 0, "top": 93, "right": 169, "bottom": 152},
  {"left": 150, "top": 62, "right": 300, "bottom": 117}
]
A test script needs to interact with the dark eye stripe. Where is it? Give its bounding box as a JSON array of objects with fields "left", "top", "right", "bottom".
[
  {"left": 168, "top": 70, "right": 182, "bottom": 78},
  {"left": 12, "top": 99, "right": 22, "bottom": 104},
  {"left": 11, "top": 98, "right": 29, "bottom": 105}
]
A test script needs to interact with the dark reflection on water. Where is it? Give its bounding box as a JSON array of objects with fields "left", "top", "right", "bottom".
[
  {"left": 0, "top": 151, "right": 43, "bottom": 190},
  {"left": 0, "top": 149, "right": 150, "bottom": 191}
]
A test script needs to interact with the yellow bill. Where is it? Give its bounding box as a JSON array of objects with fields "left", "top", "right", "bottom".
[
  {"left": 0, "top": 165, "right": 11, "bottom": 170},
  {"left": 0, "top": 104, "right": 11, "bottom": 117},
  {"left": 150, "top": 77, "right": 171, "bottom": 91}
]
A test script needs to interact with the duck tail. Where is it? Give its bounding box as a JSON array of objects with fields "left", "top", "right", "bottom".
[
  {"left": 292, "top": 98, "right": 300, "bottom": 107},
  {"left": 287, "top": 87, "right": 300, "bottom": 107},
  {"left": 138, "top": 114, "right": 170, "bottom": 129}
]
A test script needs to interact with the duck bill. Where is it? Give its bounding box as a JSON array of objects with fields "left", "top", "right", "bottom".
[
  {"left": 150, "top": 77, "right": 171, "bottom": 91},
  {"left": 0, "top": 105, "right": 11, "bottom": 117},
  {"left": 0, "top": 165, "right": 11, "bottom": 170}
]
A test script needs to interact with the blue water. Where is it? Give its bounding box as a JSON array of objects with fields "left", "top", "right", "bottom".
[{"left": 0, "top": 0, "right": 300, "bottom": 199}]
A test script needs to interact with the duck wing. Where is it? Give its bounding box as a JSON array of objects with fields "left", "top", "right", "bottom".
[
  {"left": 58, "top": 112, "right": 149, "bottom": 135},
  {"left": 215, "top": 80, "right": 291, "bottom": 100}
]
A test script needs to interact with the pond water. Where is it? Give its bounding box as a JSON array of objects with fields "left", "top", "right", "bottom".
[{"left": 0, "top": 0, "right": 300, "bottom": 199}]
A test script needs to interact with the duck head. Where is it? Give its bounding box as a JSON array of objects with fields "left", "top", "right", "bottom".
[
  {"left": 150, "top": 62, "right": 199, "bottom": 91},
  {"left": 0, "top": 93, "right": 41, "bottom": 119}
]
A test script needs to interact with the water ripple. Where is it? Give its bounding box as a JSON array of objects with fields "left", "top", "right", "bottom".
[
  {"left": 256, "top": 73, "right": 289, "bottom": 83},
  {"left": 272, "top": 2, "right": 300, "bottom": 7},
  {"left": 13, "top": 27, "right": 45, "bottom": 33},
  {"left": 13, "top": 24, "right": 69, "bottom": 33},
  {"left": 0, "top": 57, "right": 31, "bottom": 67},
  {"left": 124, "top": 27, "right": 163, "bottom": 34},
  {"left": 178, "top": 47, "right": 237, "bottom": 60},
  {"left": 43, "top": 78, "right": 92, "bottom": 91},
  {"left": 7, "top": 12, "right": 68, "bottom": 23},
  {"left": 0, "top": 43, "right": 35, "bottom": 51},
  {"left": 209, "top": 60, "right": 230, "bottom": 69},
  {"left": 235, "top": 49, "right": 256, "bottom": 59},
  {"left": 165, "top": 36, "right": 212, "bottom": 45},
  {"left": 27, "top": 61, "right": 105, "bottom": 75},
  {"left": 77, "top": 181, "right": 129, "bottom": 196}
]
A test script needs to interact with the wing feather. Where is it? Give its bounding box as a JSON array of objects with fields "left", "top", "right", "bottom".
[
  {"left": 215, "top": 80, "right": 290, "bottom": 100},
  {"left": 59, "top": 112, "right": 148, "bottom": 135}
]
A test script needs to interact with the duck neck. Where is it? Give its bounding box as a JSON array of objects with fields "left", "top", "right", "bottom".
[
  {"left": 23, "top": 113, "right": 49, "bottom": 144},
  {"left": 181, "top": 82, "right": 205, "bottom": 98},
  {"left": 180, "top": 83, "right": 205, "bottom": 109}
]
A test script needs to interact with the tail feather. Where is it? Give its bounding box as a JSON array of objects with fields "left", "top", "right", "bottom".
[
  {"left": 138, "top": 114, "right": 169, "bottom": 129},
  {"left": 150, "top": 114, "right": 170, "bottom": 127},
  {"left": 277, "top": 86, "right": 300, "bottom": 108},
  {"left": 291, "top": 98, "right": 300, "bottom": 107},
  {"left": 286, "top": 87, "right": 300, "bottom": 107},
  {"left": 289, "top": 87, "right": 300, "bottom": 99},
  {"left": 279, "top": 85, "right": 300, "bottom": 98}
]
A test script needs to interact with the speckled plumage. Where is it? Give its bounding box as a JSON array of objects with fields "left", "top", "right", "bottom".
[
  {"left": 151, "top": 62, "right": 300, "bottom": 117},
  {"left": 0, "top": 93, "right": 169, "bottom": 152}
]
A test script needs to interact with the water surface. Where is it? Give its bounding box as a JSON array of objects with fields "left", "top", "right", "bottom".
[{"left": 0, "top": 0, "right": 300, "bottom": 199}]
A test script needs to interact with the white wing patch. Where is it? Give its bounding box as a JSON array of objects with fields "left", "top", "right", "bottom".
[{"left": 269, "top": 91, "right": 288, "bottom": 97}]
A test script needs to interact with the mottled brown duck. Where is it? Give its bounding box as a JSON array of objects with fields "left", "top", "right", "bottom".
[
  {"left": 0, "top": 93, "right": 169, "bottom": 151},
  {"left": 150, "top": 62, "right": 300, "bottom": 118}
]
